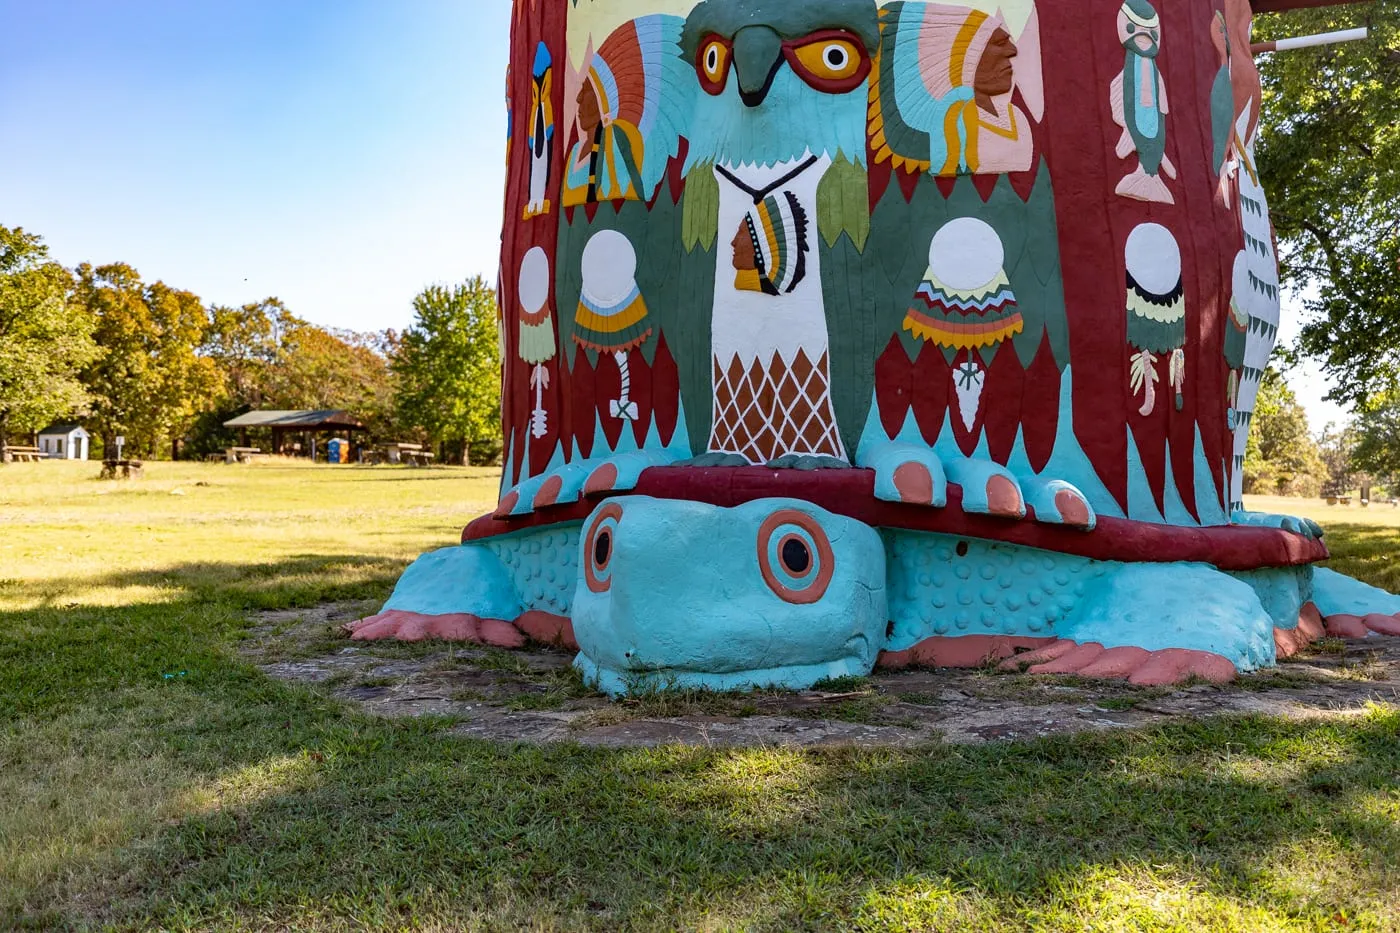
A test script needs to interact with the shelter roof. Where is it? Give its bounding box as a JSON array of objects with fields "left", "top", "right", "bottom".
[
  {"left": 37, "top": 423, "right": 87, "bottom": 436},
  {"left": 222, "top": 410, "right": 366, "bottom": 430}
]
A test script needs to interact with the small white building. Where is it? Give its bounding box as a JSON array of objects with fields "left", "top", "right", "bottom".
[{"left": 37, "top": 423, "right": 90, "bottom": 460}]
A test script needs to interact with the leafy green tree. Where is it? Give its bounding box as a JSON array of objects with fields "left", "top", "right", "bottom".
[
  {"left": 76, "top": 263, "right": 218, "bottom": 457},
  {"left": 0, "top": 227, "right": 97, "bottom": 461},
  {"left": 1351, "top": 395, "right": 1400, "bottom": 490},
  {"left": 1255, "top": 2, "right": 1400, "bottom": 407},
  {"left": 393, "top": 278, "right": 501, "bottom": 465},
  {"left": 203, "top": 299, "right": 284, "bottom": 408},
  {"left": 1243, "top": 368, "right": 1326, "bottom": 496},
  {"left": 190, "top": 299, "right": 398, "bottom": 455},
  {"left": 1317, "top": 422, "right": 1359, "bottom": 496},
  {"left": 263, "top": 317, "right": 397, "bottom": 425}
]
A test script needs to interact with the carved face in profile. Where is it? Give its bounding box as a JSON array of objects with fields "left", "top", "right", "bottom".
[
  {"left": 731, "top": 223, "right": 758, "bottom": 273},
  {"left": 973, "top": 27, "right": 1017, "bottom": 111},
  {"left": 576, "top": 80, "right": 603, "bottom": 136}
]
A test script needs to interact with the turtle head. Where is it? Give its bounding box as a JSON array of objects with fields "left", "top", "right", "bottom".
[{"left": 570, "top": 496, "right": 887, "bottom": 695}]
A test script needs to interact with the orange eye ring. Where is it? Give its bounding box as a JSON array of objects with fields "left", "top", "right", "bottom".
[
  {"left": 757, "top": 509, "right": 835, "bottom": 605},
  {"left": 784, "top": 30, "right": 871, "bottom": 94},
  {"left": 697, "top": 35, "right": 731, "bottom": 95},
  {"left": 584, "top": 502, "right": 623, "bottom": 594}
]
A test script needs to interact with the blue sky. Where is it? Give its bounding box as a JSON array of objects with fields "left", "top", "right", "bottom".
[
  {"left": 0, "top": 0, "right": 1349, "bottom": 426},
  {"left": 1, "top": 0, "right": 509, "bottom": 334}
]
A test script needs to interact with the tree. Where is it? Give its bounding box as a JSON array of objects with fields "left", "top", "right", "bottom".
[
  {"left": 1243, "top": 368, "right": 1326, "bottom": 495},
  {"left": 76, "top": 263, "right": 218, "bottom": 457},
  {"left": 393, "top": 278, "right": 502, "bottom": 465},
  {"left": 1316, "top": 421, "right": 1359, "bottom": 496},
  {"left": 1351, "top": 395, "right": 1400, "bottom": 490},
  {"left": 202, "top": 299, "right": 284, "bottom": 408},
  {"left": 194, "top": 298, "right": 398, "bottom": 450},
  {"left": 0, "top": 227, "right": 96, "bottom": 461},
  {"left": 1255, "top": 2, "right": 1400, "bottom": 408}
]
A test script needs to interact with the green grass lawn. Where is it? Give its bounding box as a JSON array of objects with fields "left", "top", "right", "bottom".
[{"left": 2, "top": 463, "right": 1399, "bottom": 931}]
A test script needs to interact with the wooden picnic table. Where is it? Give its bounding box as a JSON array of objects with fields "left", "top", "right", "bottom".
[
  {"left": 224, "top": 446, "right": 261, "bottom": 464},
  {"left": 3, "top": 446, "right": 46, "bottom": 463}
]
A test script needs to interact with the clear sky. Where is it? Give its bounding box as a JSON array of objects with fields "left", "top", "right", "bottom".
[
  {"left": 0, "top": 0, "right": 1351, "bottom": 429},
  {"left": 1, "top": 0, "right": 510, "bottom": 335}
]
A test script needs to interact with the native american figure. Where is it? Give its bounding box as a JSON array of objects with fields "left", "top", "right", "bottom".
[
  {"left": 1124, "top": 222, "right": 1186, "bottom": 416},
  {"left": 1111, "top": 0, "right": 1177, "bottom": 203},
  {"left": 905, "top": 217, "right": 1021, "bottom": 431},
  {"left": 517, "top": 246, "right": 557, "bottom": 439},
  {"left": 574, "top": 230, "right": 652, "bottom": 422},
  {"left": 731, "top": 192, "right": 810, "bottom": 297},
  {"left": 524, "top": 43, "right": 555, "bottom": 219},
  {"left": 868, "top": 3, "right": 1038, "bottom": 177},
  {"left": 563, "top": 16, "right": 690, "bottom": 207}
]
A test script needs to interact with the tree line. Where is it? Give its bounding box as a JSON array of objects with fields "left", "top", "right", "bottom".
[
  {"left": 1244, "top": 367, "right": 1400, "bottom": 501},
  {"left": 0, "top": 225, "right": 500, "bottom": 464}
]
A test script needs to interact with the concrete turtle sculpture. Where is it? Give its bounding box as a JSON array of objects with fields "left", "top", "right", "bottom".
[
  {"left": 347, "top": 0, "right": 1400, "bottom": 694},
  {"left": 347, "top": 468, "right": 1400, "bottom": 695}
]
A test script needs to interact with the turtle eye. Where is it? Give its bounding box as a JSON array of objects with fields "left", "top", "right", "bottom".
[
  {"left": 584, "top": 502, "right": 623, "bottom": 594},
  {"left": 757, "top": 509, "right": 835, "bottom": 604},
  {"left": 697, "top": 36, "right": 731, "bottom": 95}
]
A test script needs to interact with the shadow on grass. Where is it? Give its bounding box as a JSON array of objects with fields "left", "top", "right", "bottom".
[
  {"left": 3, "top": 541, "right": 1399, "bottom": 928},
  {"left": 1321, "top": 523, "right": 1400, "bottom": 594},
  {"left": 10, "top": 675, "right": 1399, "bottom": 929}
]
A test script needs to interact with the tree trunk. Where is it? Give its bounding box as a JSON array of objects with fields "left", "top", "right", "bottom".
[
  {"left": 0, "top": 414, "right": 8, "bottom": 464},
  {"left": 460, "top": 436, "right": 471, "bottom": 467}
]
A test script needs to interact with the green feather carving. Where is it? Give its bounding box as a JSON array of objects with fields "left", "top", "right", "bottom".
[
  {"left": 816, "top": 152, "right": 870, "bottom": 252},
  {"left": 681, "top": 162, "right": 719, "bottom": 253}
]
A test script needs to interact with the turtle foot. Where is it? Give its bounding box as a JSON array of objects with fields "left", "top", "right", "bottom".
[
  {"left": 1231, "top": 509, "right": 1323, "bottom": 539},
  {"left": 496, "top": 450, "right": 682, "bottom": 517},
  {"left": 858, "top": 443, "right": 1092, "bottom": 528},
  {"left": 859, "top": 442, "right": 948, "bottom": 507},
  {"left": 1321, "top": 612, "right": 1400, "bottom": 639},
  {"left": 344, "top": 609, "right": 578, "bottom": 649},
  {"left": 581, "top": 450, "right": 683, "bottom": 497},
  {"left": 996, "top": 639, "right": 1237, "bottom": 685},
  {"left": 1274, "top": 603, "right": 1327, "bottom": 658},
  {"left": 345, "top": 610, "right": 527, "bottom": 647}
]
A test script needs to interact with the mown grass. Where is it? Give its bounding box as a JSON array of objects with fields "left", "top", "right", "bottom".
[{"left": 1, "top": 464, "right": 1399, "bottom": 930}]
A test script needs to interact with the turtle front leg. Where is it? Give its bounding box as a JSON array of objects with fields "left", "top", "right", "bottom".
[{"left": 344, "top": 540, "right": 578, "bottom": 650}]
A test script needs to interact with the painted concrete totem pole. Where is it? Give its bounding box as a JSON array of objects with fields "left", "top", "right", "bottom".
[{"left": 348, "top": 0, "right": 1400, "bottom": 695}]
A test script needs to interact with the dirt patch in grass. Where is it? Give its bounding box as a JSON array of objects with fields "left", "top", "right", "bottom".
[{"left": 243, "top": 603, "right": 1400, "bottom": 748}]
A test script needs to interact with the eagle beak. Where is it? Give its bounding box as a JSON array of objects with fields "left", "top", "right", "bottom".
[{"left": 732, "top": 25, "right": 783, "bottom": 107}]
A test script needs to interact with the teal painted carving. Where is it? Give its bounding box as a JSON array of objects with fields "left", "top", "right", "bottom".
[
  {"left": 572, "top": 497, "right": 887, "bottom": 694},
  {"left": 353, "top": 491, "right": 1400, "bottom": 694}
]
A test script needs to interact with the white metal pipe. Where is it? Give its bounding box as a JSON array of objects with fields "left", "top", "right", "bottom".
[{"left": 1253, "top": 27, "right": 1369, "bottom": 54}]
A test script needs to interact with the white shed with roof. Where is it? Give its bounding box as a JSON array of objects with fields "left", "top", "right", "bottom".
[{"left": 37, "top": 423, "right": 90, "bottom": 460}]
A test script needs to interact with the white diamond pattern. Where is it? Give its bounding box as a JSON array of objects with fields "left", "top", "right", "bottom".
[{"left": 708, "top": 350, "right": 846, "bottom": 464}]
